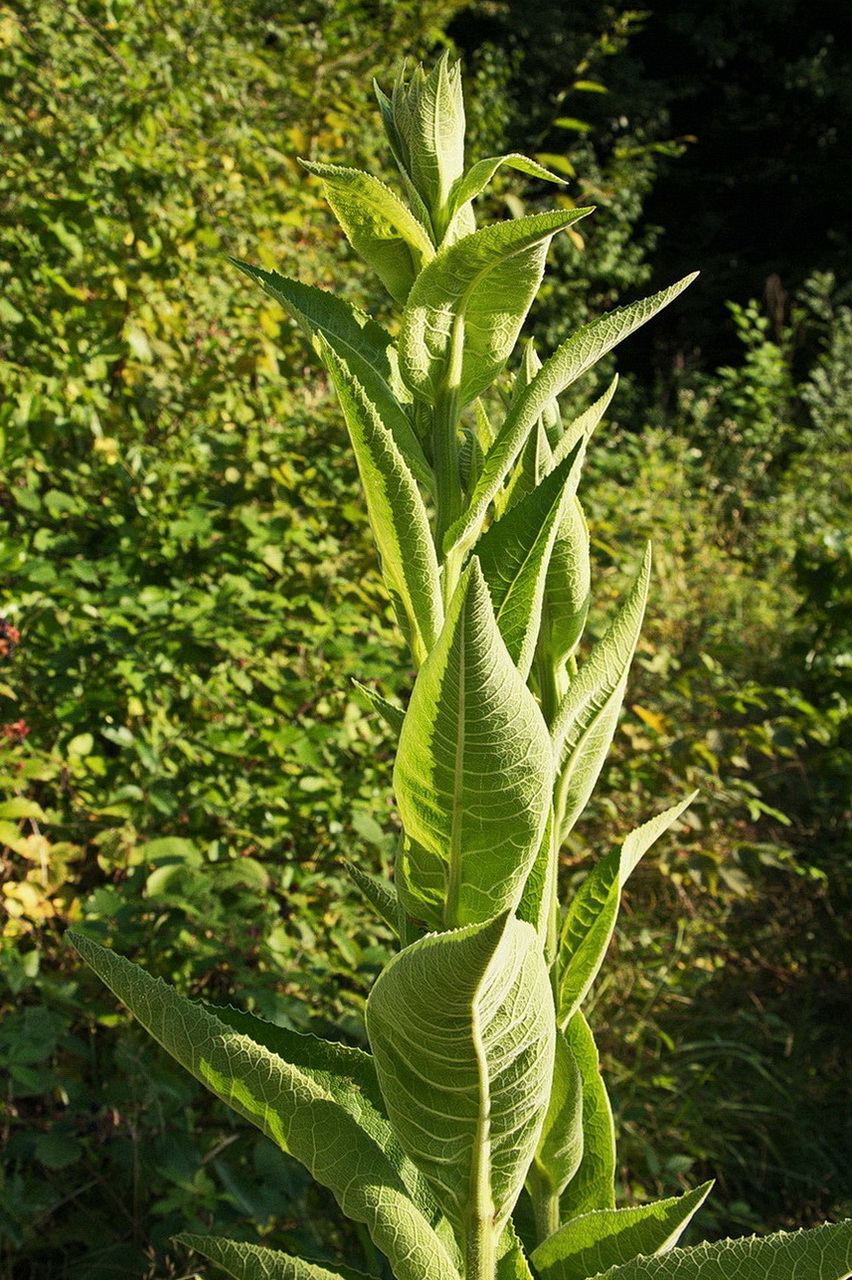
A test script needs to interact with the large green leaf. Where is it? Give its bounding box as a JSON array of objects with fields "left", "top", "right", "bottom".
[
  {"left": 560, "top": 1011, "right": 616, "bottom": 1219},
  {"left": 366, "top": 912, "right": 555, "bottom": 1245},
  {"left": 393, "top": 558, "right": 553, "bottom": 926},
  {"left": 177, "top": 1235, "right": 376, "bottom": 1280},
  {"left": 527, "top": 1026, "right": 584, "bottom": 1202},
  {"left": 302, "top": 161, "right": 434, "bottom": 302},
  {"left": 399, "top": 210, "right": 591, "bottom": 409},
  {"left": 591, "top": 1220, "right": 852, "bottom": 1280},
  {"left": 531, "top": 1183, "right": 713, "bottom": 1280},
  {"left": 446, "top": 278, "right": 696, "bottom": 556},
  {"left": 317, "top": 336, "right": 442, "bottom": 666},
  {"left": 475, "top": 445, "right": 583, "bottom": 677},
  {"left": 67, "top": 934, "right": 462, "bottom": 1280},
  {"left": 551, "top": 546, "right": 652, "bottom": 838},
  {"left": 556, "top": 794, "right": 697, "bottom": 1027}
]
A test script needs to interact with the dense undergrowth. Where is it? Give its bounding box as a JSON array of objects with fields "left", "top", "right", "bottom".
[{"left": 1, "top": 2, "right": 850, "bottom": 1277}]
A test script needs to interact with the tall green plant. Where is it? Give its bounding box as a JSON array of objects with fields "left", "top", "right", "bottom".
[{"left": 69, "top": 54, "right": 852, "bottom": 1280}]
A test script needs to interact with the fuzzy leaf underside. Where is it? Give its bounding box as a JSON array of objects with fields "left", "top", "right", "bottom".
[
  {"left": 557, "top": 793, "right": 697, "bottom": 1027},
  {"left": 399, "top": 210, "right": 591, "bottom": 408},
  {"left": 592, "top": 1219, "right": 852, "bottom": 1280},
  {"left": 366, "top": 913, "right": 556, "bottom": 1238},
  {"left": 393, "top": 559, "right": 553, "bottom": 926},
  {"left": 447, "top": 278, "right": 696, "bottom": 556},
  {"left": 302, "top": 160, "right": 434, "bottom": 302},
  {"left": 318, "top": 336, "right": 443, "bottom": 666},
  {"left": 475, "top": 445, "right": 583, "bottom": 677},
  {"left": 177, "top": 1235, "right": 376, "bottom": 1280},
  {"left": 68, "top": 934, "right": 462, "bottom": 1280},
  {"left": 560, "top": 1011, "right": 616, "bottom": 1218},
  {"left": 532, "top": 1183, "right": 714, "bottom": 1280},
  {"left": 552, "top": 546, "right": 652, "bottom": 837}
]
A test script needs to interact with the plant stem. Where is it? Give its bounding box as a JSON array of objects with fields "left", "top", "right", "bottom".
[
  {"left": 465, "top": 1215, "right": 497, "bottom": 1280},
  {"left": 533, "top": 1184, "right": 561, "bottom": 1244}
]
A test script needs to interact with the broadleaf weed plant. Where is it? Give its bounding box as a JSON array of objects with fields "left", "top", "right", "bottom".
[{"left": 69, "top": 54, "right": 852, "bottom": 1280}]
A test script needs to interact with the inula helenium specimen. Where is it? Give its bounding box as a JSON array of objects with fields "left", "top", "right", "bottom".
[{"left": 70, "top": 54, "right": 852, "bottom": 1280}]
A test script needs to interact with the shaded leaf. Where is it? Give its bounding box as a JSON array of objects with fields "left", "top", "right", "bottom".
[
  {"left": 552, "top": 546, "right": 652, "bottom": 837},
  {"left": 318, "top": 336, "right": 442, "bottom": 666},
  {"left": 557, "top": 794, "right": 697, "bottom": 1027},
  {"left": 527, "top": 1026, "right": 584, "bottom": 1201},
  {"left": 475, "top": 444, "right": 583, "bottom": 677},
  {"left": 560, "top": 1011, "right": 616, "bottom": 1218}
]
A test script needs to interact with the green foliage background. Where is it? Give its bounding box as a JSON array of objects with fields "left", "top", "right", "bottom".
[{"left": 1, "top": 2, "right": 849, "bottom": 1277}]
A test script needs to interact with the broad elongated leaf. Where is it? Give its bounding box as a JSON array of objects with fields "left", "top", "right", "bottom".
[
  {"left": 393, "top": 559, "right": 553, "bottom": 926},
  {"left": 68, "top": 934, "right": 462, "bottom": 1280},
  {"left": 235, "top": 262, "right": 432, "bottom": 487},
  {"left": 527, "top": 1025, "right": 584, "bottom": 1202},
  {"left": 446, "top": 153, "right": 566, "bottom": 241},
  {"left": 177, "top": 1234, "right": 376, "bottom": 1280},
  {"left": 560, "top": 1011, "right": 616, "bottom": 1219},
  {"left": 397, "top": 833, "right": 448, "bottom": 929},
  {"left": 475, "top": 445, "right": 583, "bottom": 677},
  {"left": 591, "top": 1220, "right": 852, "bottom": 1280},
  {"left": 557, "top": 794, "right": 697, "bottom": 1027},
  {"left": 318, "top": 336, "right": 442, "bottom": 666},
  {"left": 230, "top": 261, "right": 407, "bottom": 401},
  {"left": 531, "top": 1183, "right": 713, "bottom": 1280},
  {"left": 366, "top": 913, "right": 555, "bottom": 1241},
  {"left": 542, "top": 497, "right": 591, "bottom": 670},
  {"left": 552, "top": 546, "right": 652, "bottom": 837},
  {"left": 446, "top": 278, "right": 696, "bottom": 556},
  {"left": 399, "top": 210, "right": 591, "bottom": 409},
  {"left": 302, "top": 161, "right": 434, "bottom": 302},
  {"left": 516, "top": 812, "right": 557, "bottom": 953}
]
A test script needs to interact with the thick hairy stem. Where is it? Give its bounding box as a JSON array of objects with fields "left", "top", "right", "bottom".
[
  {"left": 465, "top": 1213, "right": 497, "bottom": 1280},
  {"left": 531, "top": 1178, "right": 561, "bottom": 1247}
]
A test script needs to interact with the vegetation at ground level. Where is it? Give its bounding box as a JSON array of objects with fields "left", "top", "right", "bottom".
[{"left": 1, "top": 2, "right": 849, "bottom": 1277}]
